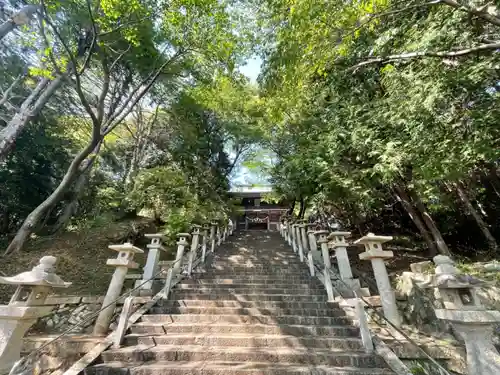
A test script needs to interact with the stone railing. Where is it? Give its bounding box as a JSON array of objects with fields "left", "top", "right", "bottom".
[
  {"left": 2, "top": 220, "right": 232, "bottom": 375},
  {"left": 279, "top": 217, "right": 483, "bottom": 375}
]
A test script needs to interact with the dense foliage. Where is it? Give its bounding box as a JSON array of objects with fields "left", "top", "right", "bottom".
[
  {"left": 0, "top": 0, "right": 255, "bottom": 252},
  {"left": 254, "top": 0, "right": 500, "bottom": 257},
  {"left": 3, "top": 0, "right": 500, "bottom": 259}
]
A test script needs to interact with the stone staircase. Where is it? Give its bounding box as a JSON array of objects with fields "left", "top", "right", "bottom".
[{"left": 86, "top": 231, "right": 393, "bottom": 375}]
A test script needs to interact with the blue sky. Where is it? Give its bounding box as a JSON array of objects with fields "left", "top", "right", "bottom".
[{"left": 238, "top": 56, "right": 262, "bottom": 83}]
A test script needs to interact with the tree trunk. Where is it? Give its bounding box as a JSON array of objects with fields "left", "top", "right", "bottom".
[
  {"left": 407, "top": 188, "right": 452, "bottom": 256},
  {"left": 3, "top": 136, "right": 100, "bottom": 256},
  {"left": 393, "top": 185, "right": 438, "bottom": 256},
  {"left": 287, "top": 199, "right": 296, "bottom": 216},
  {"left": 487, "top": 164, "right": 500, "bottom": 198},
  {"left": 51, "top": 141, "right": 103, "bottom": 232},
  {"left": 51, "top": 172, "right": 89, "bottom": 232},
  {"left": 0, "top": 74, "right": 66, "bottom": 160},
  {"left": 454, "top": 182, "right": 499, "bottom": 252},
  {"left": 298, "top": 197, "right": 307, "bottom": 219},
  {"left": 0, "top": 6, "right": 39, "bottom": 42}
]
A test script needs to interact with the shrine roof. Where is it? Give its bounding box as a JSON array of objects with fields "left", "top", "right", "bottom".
[{"left": 229, "top": 185, "right": 273, "bottom": 197}]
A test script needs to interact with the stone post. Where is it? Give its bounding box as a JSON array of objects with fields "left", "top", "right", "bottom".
[
  {"left": 297, "top": 223, "right": 307, "bottom": 262},
  {"left": 0, "top": 256, "right": 70, "bottom": 371},
  {"left": 420, "top": 255, "right": 500, "bottom": 375},
  {"left": 316, "top": 232, "right": 335, "bottom": 301},
  {"left": 138, "top": 233, "right": 167, "bottom": 294},
  {"left": 187, "top": 225, "right": 201, "bottom": 276},
  {"left": 316, "top": 230, "right": 331, "bottom": 269},
  {"left": 283, "top": 220, "right": 289, "bottom": 244},
  {"left": 173, "top": 233, "right": 190, "bottom": 274},
  {"left": 93, "top": 242, "right": 144, "bottom": 335},
  {"left": 291, "top": 224, "right": 298, "bottom": 253},
  {"left": 201, "top": 224, "right": 209, "bottom": 263},
  {"left": 328, "top": 232, "right": 361, "bottom": 291},
  {"left": 283, "top": 218, "right": 289, "bottom": 243},
  {"left": 307, "top": 229, "right": 317, "bottom": 253},
  {"left": 217, "top": 223, "right": 222, "bottom": 246},
  {"left": 210, "top": 222, "right": 217, "bottom": 254},
  {"left": 355, "top": 233, "right": 401, "bottom": 328},
  {"left": 163, "top": 233, "right": 190, "bottom": 299},
  {"left": 223, "top": 224, "right": 228, "bottom": 242}
]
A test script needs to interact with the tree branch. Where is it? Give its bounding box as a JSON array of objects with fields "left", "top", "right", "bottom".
[
  {"left": 0, "top": 74, "right": 24, "bottom": 108},
  {"left": 441, "top": 0, "right": 500, "bottom": 27},
  {"left": 103, "top": 49, "right": 185, "bottom": 130},
  {"left": 78, "top": 0, "right": 98, "bottom": 76},
  {"left": 41, "top": 5, "right": 98, "bottom": 125},
  {"left": 350, "top": 41, "right": 500, "bottom": 69},
  {"left": 96, "top": 55, "right": 110, "bottom": 124}
]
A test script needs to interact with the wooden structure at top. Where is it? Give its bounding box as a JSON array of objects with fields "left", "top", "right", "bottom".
[{"left": 229, "top": 185, "right": 289, "bottom": 231}]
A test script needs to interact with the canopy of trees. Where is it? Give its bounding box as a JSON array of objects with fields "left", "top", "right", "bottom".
[
  {"left": 2, "top": 0, "right": 500, "bottom": 260},
  {"left": 253, "top": 0, "right": 500, "bottom": 257},
  {"left": 0, "top": 0, "right": 260, "bottom": 252}
]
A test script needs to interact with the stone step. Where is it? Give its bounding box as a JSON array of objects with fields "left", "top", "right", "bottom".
[
  {"left": 202, "top": 269, "right": 311, "bottom": 275},
  {"left": 181, "top": 279, "right": 319, "bottom": 286},
  {"left": 150, "top": 306, "right": 346, "bottom": 317},
  {"left": 176, "top": 283, "right": 320, "bottom": 290},
  {"left": 172, "top": 287, "right": 325, "bottom": 295},
  {"left": 86, "top": 361, "right": 394, "bottom": 375},
  {"left": 124, "top": 333, "right": 364, "bottom": 350},
  {"left": 101, "top": 345, "right": 387, "bottom": 367},
  {"left": 130, "top": 323, "right": 360, "bottom": 337},
  {"left": 200, "top": 275, "right": 315, "bottom": 281},
  {"left": 157, "top": 299, "right": 338, "bottom": 309},
  {"left": 140, "top": 314, "right": 351, "bottom": 325},
  {"left": 211, "top": 263, "right": 306, "bottom": 269},
  {"left": 169, "top": 292, "right": 328, "bottom": 302}
]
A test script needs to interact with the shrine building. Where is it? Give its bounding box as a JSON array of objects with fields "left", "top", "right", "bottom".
[{"left": 229, "top": 185, "right": 290, "bottom": 231}]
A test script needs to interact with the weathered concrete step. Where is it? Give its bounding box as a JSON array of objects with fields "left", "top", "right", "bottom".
[
  {"left": 101, "top": 345, "right": 387, "bottom": 367},
  {"left": 179, "top": 281, "right": 316, "bottom": 288},
  {"left": 140, "top": 314, "right": 351, "bottom": 325},
  {"left": 169, "top": 292, "right": 328, "bottom": 302},
  {"left": 211, "top": 263, "right": 306, "bottom": 269},
  {"left": 158, "top": 299, "right": 338, "bottom": 309},
  {"left": 200, "top": 275, "right": 316, "bottom": 282},
  {"left": 130, "top": 323, "right": 360, "bottom": 337},
  {"left": 124, "top": 333, "right": 364, "bottom": 350},
  {"left": 150, "top": 306, "right": 346, "bottom": 317},
  {"left": 86, "top": 361, "right": 394, "bottom": 375},
  {"left": 204, "top": 267, "right": 310, "bottom": 273},
  {"left": 172, "top": 287, "right": 325, "bottom": 295}
]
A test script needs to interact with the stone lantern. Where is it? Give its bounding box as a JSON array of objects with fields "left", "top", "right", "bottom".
[
  {"left": 210, "top": 222, "right": 217, "bottom": 254},
  {"left": 187, "top": 225, "right": 202, "bottom": 275},
  {"left": 0, "top": 256, "right": 70, "bottom": 371},
  {"left": 420, "top": 255, "right": 500, "bottom": 375},
  {"left": 355, "top": 233, "right": 402, "bottom": 328},
  {"left": 201, "top": 224, "right": 210, "bottom": 262},
  {"left": 328, "top": 232, "right": 362, "bottom": 292},
  {"left": 93, "top": 242, "right": 143, "bottom": 336},
  {"left": 138, "top": 233, "right": 167, "bottom": 294}
]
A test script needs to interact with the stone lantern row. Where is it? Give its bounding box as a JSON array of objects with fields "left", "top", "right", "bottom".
[
  {"left": 280, "top": 217, "right": 500, "bottom": 375},
  {"left": 280, "top": 217, "right": 402, "bottom": 328},
  {"left": 0, "top": 221, "right": 232, "bottom": 372}
]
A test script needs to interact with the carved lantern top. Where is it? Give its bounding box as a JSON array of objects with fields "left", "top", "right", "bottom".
[
  {"left": 0, "top": 256, "right": 71, "bottom": 288},
  {"left": 355, "top": 233, "right": 393, "bottom": 260},
  {"left": 108, "top": 242, "right": 144, "bottom": 254},
  {"left": 145, "top": 233, "right": 167, "bottom": 250},
  {"left": 327, "top": 231, "right": 351, "bottom": 248}
]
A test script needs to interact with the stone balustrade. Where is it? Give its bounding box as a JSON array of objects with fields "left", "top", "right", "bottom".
[
  {"left": 0, "top": 256, "right": 70, "bottom": 371},
  {"left": 0, "top": 217, "right": 230, "bottom": 373},
  {"left": 282, "top": 217, "right": 500, "bottom": 374}
]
